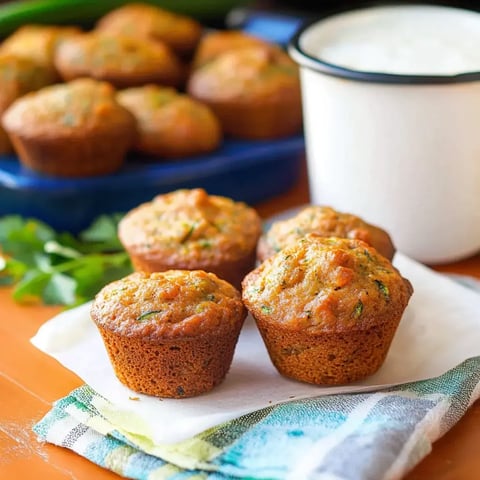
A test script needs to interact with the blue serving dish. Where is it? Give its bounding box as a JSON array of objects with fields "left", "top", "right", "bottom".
[
  {"left": 0, "top": 8, "right": 307, "bottom": 232},
  {"left": 0, "top": 135, "right": 305, "bottom": 232}
]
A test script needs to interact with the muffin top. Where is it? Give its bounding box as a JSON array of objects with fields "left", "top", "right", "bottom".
[
  {"left": 259, "top": 205, "right": 396, "bottom": 261},
  {"left": 117, "top": 85, "right": 219, "bottom": 125},
  {"left": 0, "top": 54, "right": 56, "bottom": 111},
  {"left": 0, "top": 24, "right": 81, "bottom": 68},
  {"left": 192, "top": 30, "right": 270, "bottom": 68},
  {"left": 187, "top": 45, "right": 300, "bottom": 102},
  {"left": 54, "top": 32, "right": 183, "bottom": 87},
  {"left": 117, "top": 85, "right": 221, "bottom": 155},
  {"left": 91, "top": 269, "right": 246, "bottom": 339},
  {"left": 242, "top": 234, "right": 413, "bottom": 334},
  {"left": 2, "top": 78, "right": 136, "bottom": 138},
  {"left": 95, "top": 2, "right": 202, "bottom": 56},
  {"left": 118, "top": 188, "right": 262, "bottom": 263}
]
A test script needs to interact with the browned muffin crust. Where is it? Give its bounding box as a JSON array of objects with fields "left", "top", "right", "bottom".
[
  {"left": 95, "top": 2, "right": 203, "bottom": 57},
  {"left": 0, "top": 128, "right": 10, "bottom": 153},
  {"left": 242, "top": 234, "right": 413, "bottom": 385},
  {"left": 258, "top": 205, "right": 396, "bottom": 262},
  {"left": 187, "top": 45, "right": 303, "bottom": 139},
  {"left": 91, "top": 269, "right": 247, "bottom": 398},
  {"left": 117, "top": 85, "right": 222, "bottom": 158},
  {"left": 191, "top": 30, "right": 270, "bottom": 69},
  {"left": 2, "top": 78, "right": 136, "bottom": 177},
  {"left": 118, "top": 188, "right": 262, "bottom": 288},
  {"left": 54, "top": 32, "right": 184, "bottom": 88}
]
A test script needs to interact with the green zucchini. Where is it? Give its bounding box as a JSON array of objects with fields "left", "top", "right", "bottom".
[{"left": 0, "top": 0, "right": 252, "bottom": 38}]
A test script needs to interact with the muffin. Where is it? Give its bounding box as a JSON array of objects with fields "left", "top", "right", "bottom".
[
  {"left": 0, "top": 128, "right": 10, "bottom": 153},
  {"left": 117, "top": 85, "right": 222, "bottom": 158},
  {"left": 91, "top": 269, "right": 247, "bottom": 398},
  {"left": 54, "top": 32, "right": 184, "bottom": 88},
  {"left": 187, "top": 45, "right": 303, "bottom": 139},
  {"left": 2, "top": 78, "right": 136, "bottom": 177},
  {"left": 95, "top": 2, "right": 203, "bottom": 58},
  {"left": 0, "top": 54, "right": 57, "bottom": 153},
  {"left": 242, "top": 234, "right": 413, "bottom": 385},
  {"left": 118, "top": 188, "right": 262, "bottom": 289},
  {"left": 191, "top": 30, "right": 270, "bottom": 69},
  {"left": 0, "top": 24, "right": 82, "bottom": 77},
  {"left": 258, "top": 205, "right": 396, "bottom": 262}
]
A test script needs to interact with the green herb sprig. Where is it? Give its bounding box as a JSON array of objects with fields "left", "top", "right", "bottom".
[{"left": 0, "top": 214, "right": 132, "bottom": 307}]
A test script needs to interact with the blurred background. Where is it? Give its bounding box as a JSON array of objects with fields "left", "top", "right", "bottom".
[{"left": 1, "top": 1, "right": 480, "bottom": 28}]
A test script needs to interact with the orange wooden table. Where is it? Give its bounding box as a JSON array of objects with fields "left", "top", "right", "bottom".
[{"left": 1, "top": 157, "right": 480, "bottom": 480}]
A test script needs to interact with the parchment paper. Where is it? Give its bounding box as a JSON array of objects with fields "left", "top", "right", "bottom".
[{"left": 31, "top": 253, "right": 480, "bottom": 444}]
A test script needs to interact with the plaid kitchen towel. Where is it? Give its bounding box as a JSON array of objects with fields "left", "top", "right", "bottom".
[{"left": 33, "top": 355, "right": 480, "bottom": 480}]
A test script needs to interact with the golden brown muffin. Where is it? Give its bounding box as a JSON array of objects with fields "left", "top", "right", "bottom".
[
  {"left": 187, "top": 45, "right": 303, "bottom": 139},
  {"left": 91, "top": 269, "right": 247, "bottom": 398},
  {"left": 117, "top": 85, "right": 222, "bottom": 158},
  {"left": 0, "top": 128, "right": 10, "bottom": 153},
  {"left": 95, "top": 2, "right": 203, "bottom": 58},
  {"left": 191, "top": 30, "right": 270, "bottom": 69},
  {"left": 0, "top": 54, "right": 57, "bottom": 153},
  {"left": 2, "top": 78, "right": 136, "bottom": 177},
  {"left": 54, "top": 32, "right": 184, "bottom": 88},
  {"left": 258, "top": 205, "right": 396, "bottom": 263},
  {"left": 118, "top": 188, "right": 262, "bottom": 289},
  {"left": 0, "top": 24, "right": 81, "bottom": 76},
  {"left": 242, "top": 234, "right": 413, "bottom": 385}
]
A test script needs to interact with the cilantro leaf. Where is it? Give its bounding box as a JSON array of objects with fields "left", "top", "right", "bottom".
[
  {"left": 0, "top": 213, "right": 132, "bottom": 307},
  {"left": 12, "top": 269, "right": 51, "bottom": 303},
  {"left": 43, "top": 273, "right": 77, "bottom": 305},
  {"left": 79, "top": 214, "right": 124, "bottom": 252}
]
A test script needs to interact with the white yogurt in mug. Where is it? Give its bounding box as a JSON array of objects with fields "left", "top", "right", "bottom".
[
  {"left": 300, "top": 5, "right": 480, "bottom": 75},
  {"left": 289, "top": 5, "right": 480, "bottom": 264}
]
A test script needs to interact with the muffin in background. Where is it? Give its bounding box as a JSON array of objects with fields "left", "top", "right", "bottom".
[
  {"left": 54, "top": 32, "right": 184, "bottom": 88},
  {"left": 95, "top": 2, "right": 203, "bottom": 58},
  {"left": 0, "top": 24, "right": 82, "bottom": 77},
  {"left": 258, "top": 205, "right": 396, "bottom": 263},
  {"left": 0, "top": 128, "right": 10, "bottom": 153},
  {"left": 0, "top": 54, "right": 57, "bottom": 153},
  {"left": 117, "top": 85, "right": 222, "bottom": 158},
  {"left": 118, "top": 188, "right": 262, "bottom": 289},
  {"left": 242, "top": 234, "right": 413, "bottom": 385},
  {"left": 2, "top": 78, "right": 136, "bottom": 177},
  {"left": 187, "top": 45, "right": 303, "bottom": 139},
  {"left": 191, "top": 30, "right": 270, "bottom": 69},
  {"left": 91, "top": 269, "right": 247, "bottom": 398}
]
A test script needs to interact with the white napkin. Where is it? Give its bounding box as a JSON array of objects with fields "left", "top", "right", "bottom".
[{"left": 31, "top": 253, "right": 480, "bottom": 444}]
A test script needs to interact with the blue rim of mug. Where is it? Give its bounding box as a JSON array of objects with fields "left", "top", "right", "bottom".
[{"left": 288, "top": 4, "right": 480, "bottom": 85}]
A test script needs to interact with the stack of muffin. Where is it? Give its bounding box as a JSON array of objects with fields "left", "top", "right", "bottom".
[
  {"left": 0, "top": 2, "right": 303, "bottom": 177},
  {"left": 91, "top": 187, "right": 414, "bottom": 399}
]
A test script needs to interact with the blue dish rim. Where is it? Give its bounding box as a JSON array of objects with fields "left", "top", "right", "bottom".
[{"left": 0, "top": 134, "right": 305, "bottom": 193}]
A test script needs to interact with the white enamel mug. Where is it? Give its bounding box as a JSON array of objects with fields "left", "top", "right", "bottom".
[{"left": 289, "top": 4, "right": 480, "bottom": 264}]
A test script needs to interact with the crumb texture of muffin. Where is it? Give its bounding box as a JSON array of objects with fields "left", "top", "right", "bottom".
[
  {"left": 117, "top": 85, "right": 222, "bottom": 157},
  {"left": 95, "top": 2, "right": 203, "bottom": 58},
  {"left": 258, "top": 205, "right": 396, "bottom": 262},
  {"left": 54, "top": 31, "right": 183, "bottom": 88},
  {"left": 91, "top": 269, "right": 247, "bottom": 398},
  {"left": 118, "top": 188, "right": 262, "bottom": 288},
  {"left": 242, "top": 234, "right": 413, "bottom": 385},
  {"left": 0, "top": 54, "right": 57, "bottom": 153},
  {"left": 2, "top": 78, "right": 136, "bottom": 177},
  {"left": 187, "top": 45, "right": 303, "bottom": 139}
]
